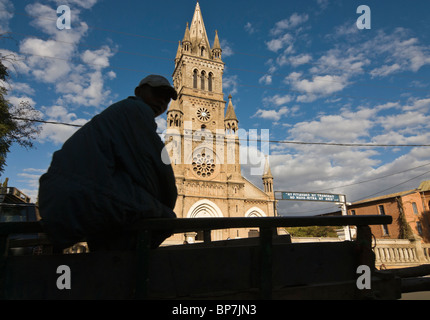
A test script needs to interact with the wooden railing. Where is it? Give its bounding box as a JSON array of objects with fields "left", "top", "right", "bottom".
[
  {"left": 1, "top": 215, "right": 393, "bottom": 299},
  {"left": 0, "top": 187, "right": 31, "bottom": 203}
]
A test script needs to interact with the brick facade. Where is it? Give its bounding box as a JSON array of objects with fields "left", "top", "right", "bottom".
[{"left": 349, "top": 181, "right": 430, "bottom": 243}]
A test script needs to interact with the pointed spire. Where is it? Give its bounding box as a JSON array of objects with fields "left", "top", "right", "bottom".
[
  {"left": 167, "top": 98, "right": 182, "bottom": 113},
  {"left": 213, "top": 30, "right": 221, "bottom": 50},
  {"left": 212, "top": 30, "right": 222, "bottom": 60},
  {"left": 175, "top": 41, "right": 182, "bottom": 61},
  {"left": 182, "top": 22, "right": 191, "bottom": 44},
  {"left": 225, "top": 94, "right": 238, "bottom": 121},
  {"left": 189, "top": 1, "right": 210, "bottom": 54},
  {"left": 263, "top": 155, "right": 273, "bottom": 179}
]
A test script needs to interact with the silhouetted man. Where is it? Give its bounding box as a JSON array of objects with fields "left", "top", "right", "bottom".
[{"left": 38, "top": 75, "right": 178, "bottom": 251}]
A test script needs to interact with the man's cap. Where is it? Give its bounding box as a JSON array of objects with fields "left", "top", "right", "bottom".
[{"left": 137, "top": 74, "right": 178, "bottom": 100}]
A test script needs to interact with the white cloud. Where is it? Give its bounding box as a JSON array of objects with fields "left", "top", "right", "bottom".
[
  {"left": 379, "top": 111, "right": 430, "bottom": 131},
  {"left": 220, "top": 39, "right": 234, "bottom": 57},
  {"left": 285, "top": 53, "right": 312, "bottom": 67},
  {"left": 370, "top": 64, "right": 401, "bottom": 78},
  {"left": 81, "top": 46, "right": 114, "bottom": 70},
  {"left": 38, "top": 105, "right": 88, "bottom": 145},
  {"left": 156, "top": 116, "right": 167, "bottom": 132},
  {"left": 7, "top": 95, "right": 36, "bottom": 108},
  {"left": 365, "top": 29, "right": 430, "bottom": 76},
  {"left": 309, "top": 48, "right": 369, "bottom": 77},
  {"left": 0, "top": 49, "right": 31, "bottom": 75},
  {"left": 20, "top": 38, "right": 72, "bottom": 82},
  {"left": 259, "top": 74, "right": 272, "bottom": 85},
  {"left": 403, "top": 98, "right": 430, "bottom": 112},
  {"left": 15, "top": 168, "right": 47, "bottom": 202},
  {"left": 223, "top": 75, "right": 238, "bottom": 95},
  {"left": 244, "top": 22, "right": 255, "bottom": 34},
  {"left": 7, "top": 82, "right": 35, "bottom": 96},
  {"left": 0, "top": 0, "right": 13, "bottom": 33},
  {"left": 253, "top": 107, "right": 289, "bottom": 121},
  {"left": 266, "top": 33, "right": 293, "bottom": 53},
  {"left": 270, "top": 13, "right": 309, "bottom": 36},
  {"left": 48, "top": 0, "right": 98, "bottom": 9},
  {"left": 14, "top": 2, "right": 116, "bottom": 111},
  {"left": 263, "top": 94, "right": 292, "bottom": 106},
  {"left": 285, "top": 73, "right": 348, "bottom": 102}
]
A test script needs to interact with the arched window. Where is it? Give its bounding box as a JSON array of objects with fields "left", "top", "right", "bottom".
[
  {"left": 201, "top": 71, "right": 205, "bottom": 90},
  {"left": 201, "top": 46, "right": 205, "bottom": 56},
  {"left": 208, "top": 73, "right": 213, "bottom": 92},
  {"left": 193, "top": 69, "right": 198, "bottom": 89}
]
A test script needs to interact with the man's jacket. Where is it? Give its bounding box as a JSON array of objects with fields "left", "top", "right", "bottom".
[{"left": 38, "top": 96, "right": 177, "bottom": 249}]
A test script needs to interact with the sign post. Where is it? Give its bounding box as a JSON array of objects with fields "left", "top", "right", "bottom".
[{"left": 275, "top": 191, "right": 351, "bottom": 241}]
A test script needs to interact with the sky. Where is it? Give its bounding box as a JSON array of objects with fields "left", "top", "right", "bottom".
[{"left": 1, "top": 0, "right": 430, "bottom": 216}]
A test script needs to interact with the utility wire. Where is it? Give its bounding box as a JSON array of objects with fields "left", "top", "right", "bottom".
[
  {"left": 279, "top": 168, "right": 430, "bottom": 215},
  {"left": 11, "top": 117, "right": 84, "bottom": 127},
  {"left": 311, "top": 162, "right": 430, "bottom": 192},
  {"left": 351, "top": 169, "right": 430, "bottom": 203},
  {"left": 11, "top": 116, "right": 430, "bottom": 147}
]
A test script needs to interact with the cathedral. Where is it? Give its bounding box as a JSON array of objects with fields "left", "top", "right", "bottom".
[{"left": 164, "top": 2, "right": 276, "bottom": 244}]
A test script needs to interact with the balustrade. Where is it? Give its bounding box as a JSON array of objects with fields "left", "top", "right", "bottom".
[{"left": 374, "top": 240, "right": 430, "bottom": 267}]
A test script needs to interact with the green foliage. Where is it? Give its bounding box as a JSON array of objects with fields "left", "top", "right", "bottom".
[
  {"left": 0, "top": 55, "right": 41, "bottom": 175},
  {"left": 285, "top": 225, "right": 339, "bottom": 237},
  {"left": 395, "top": 197, "right": 415, "bottom": 240}
]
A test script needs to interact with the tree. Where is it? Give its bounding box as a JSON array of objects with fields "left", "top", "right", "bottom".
[
  {"left": 285, "top": 225, "right": 339, "bottom": 237},
  {"left": 0, "top": 54, "right": 42, "bottom": 175},
  {"left": 396, "top": 197, "right": 415, "bottom": 240}
]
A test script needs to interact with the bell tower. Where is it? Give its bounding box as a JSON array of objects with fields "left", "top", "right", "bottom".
[
  {"left": 164, "top": 2, "right": 276, "bottom": 244},
  {"left": 168, "top": 1, "right": 228, "bottom": 181}
]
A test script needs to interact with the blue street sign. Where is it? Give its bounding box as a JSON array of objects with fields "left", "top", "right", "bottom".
[{"left": 276, "top": 192, "right": 342, "bottom": 203}]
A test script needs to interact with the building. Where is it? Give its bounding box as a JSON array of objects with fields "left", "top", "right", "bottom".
[
  {"left": 348, "top": 180, "right": 430, "bottom": 243},
  {"left": 0, "top": 178, "right": 31, "bottom": 204},
  {"left": 163, "top": 3, "right": 276, "bottom": 244}
]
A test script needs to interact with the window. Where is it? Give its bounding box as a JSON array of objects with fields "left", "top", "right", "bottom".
[
  {"left": 350, "top": 210, "right": 356, "bottom": 216},
  {"left": 193, "top": 69, "right": 198, "bottom": 89},
  {"left": 208, "top": 73, "right": 213, "bottom": 92},
  {"left": 417, "top": 222, "right": 423, "bottom": 236},
  {"left": 412, "top": 202, "right": 418, "bottom": 215},
  {"left": 378, "top": 205, "right": 390, "bottom": 235},
  {"left": 201, "top": 71, "right": 205, "bottom": 90}
]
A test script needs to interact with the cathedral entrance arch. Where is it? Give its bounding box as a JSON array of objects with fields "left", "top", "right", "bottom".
[
  {"left": 244, "top": 207, "right": 267, "bottom": 217},
  {"left": 186, "top": 199, "right": 223, "bottom": 242},
  {"left": 244, "top": 207, "right": 267, "bottom": 238}
]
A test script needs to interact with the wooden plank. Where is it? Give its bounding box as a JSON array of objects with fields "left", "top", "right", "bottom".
[
  {"left": 0, "top": 215, "right": 392, "bottom": 237},
  {"left": 135, "top": 215, "right": 393, "bottom": 233}
]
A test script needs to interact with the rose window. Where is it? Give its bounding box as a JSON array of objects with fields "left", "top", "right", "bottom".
[
  {"left": 197, "top": 107, "right": 211, "bottom": 122},
  {"left": 192, "top": 151, "right": 216, "bottom": 178}
]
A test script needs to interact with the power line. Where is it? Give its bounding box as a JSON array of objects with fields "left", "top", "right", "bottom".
[
  {"left": 311, "top": 162, "right": 430, "bottom": 192},
  {"left": 11, "top": 117, "right": 84, "bottom": 128},
  {"left": 351, "top": 169, "right": 430, "bottom": 203},
  {"left": 11, "top": 117, "right": 430, "bottom": 148},
  {"left": 278, "top": 168, "right": 430, "bottom": 215}
]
